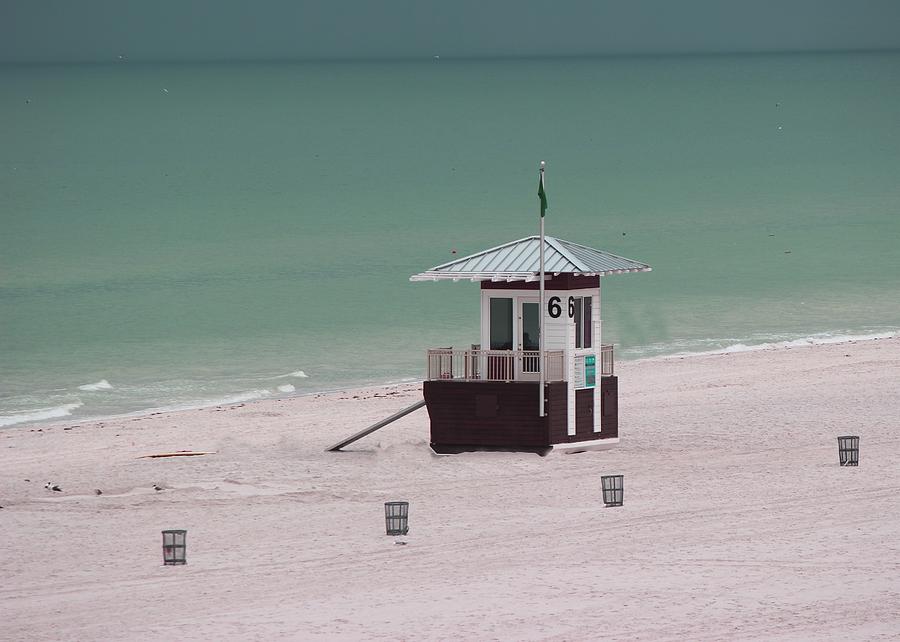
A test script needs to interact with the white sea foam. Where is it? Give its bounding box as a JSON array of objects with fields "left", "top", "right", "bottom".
[
  {"left": 78, "top": 379, "right": 114, "bottom": 391},
  {"left": 647, "top": 330, "right": 898, "bottom": 361},
  {"left": 209, "top": 389, "right": 272, "bottom": 405},
  {"left": 275, "top": 370, "right": 309, "bottom": 379},
  {"left": 384, "top": 377, "right": 420, "bottom": 384},
  {"left": 277, "top": 384, "right": 296, "bottom": 393},
  {"left": 119, "top": 389, "right": 276, "bottom": 418},
  {"left": 0, "top": 402, "right": 83, "bottom": 428}
]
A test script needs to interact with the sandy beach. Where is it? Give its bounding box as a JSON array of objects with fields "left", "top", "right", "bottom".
[{"left": 2, "top": 337, "right": 899, "bottom": 641}]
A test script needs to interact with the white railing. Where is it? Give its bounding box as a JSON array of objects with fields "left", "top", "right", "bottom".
[
  {"left": 427, "top": 349, "right": 565, "bottom": 382},
  {"left": 426, "top": 344, "right": 615, "bottom": 381},
  {"left": 600, "top": 343, "right": 614, "bottom": 376}
]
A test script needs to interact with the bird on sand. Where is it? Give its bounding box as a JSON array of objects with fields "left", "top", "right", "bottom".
[
  {"left": 45, "top": 482, "right": 62, "bottom": 492},
  {"left": 153, "top": 484, "right": 163, "bottom": 492}
]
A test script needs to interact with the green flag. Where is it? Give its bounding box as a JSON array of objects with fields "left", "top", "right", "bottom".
[{"left": 538, "top": 170, "right": 548, "bottom": 217}]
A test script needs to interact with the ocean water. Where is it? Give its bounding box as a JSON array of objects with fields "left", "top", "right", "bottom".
[{"left": 2, "top": 52, "right": 900, "bottom": 426}]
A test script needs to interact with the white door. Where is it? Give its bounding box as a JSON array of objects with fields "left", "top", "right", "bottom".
[{"left": 517, "top": 298, "right": 541, "bottom": 380}]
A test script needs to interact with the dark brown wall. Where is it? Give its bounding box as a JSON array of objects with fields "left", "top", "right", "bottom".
[
  {"left": 481, "top": 274, "right": 600, "bottom": 291},
  {"left": 549, "top": 378, "right": 618, "bottom": 444},
  {"left": 424, "top": 381, "right": 567, "bottom": 450},
  {"left": 575, "top": 388, "right": 595, "bottom": 441},
  {"left": 551, "top": 387, "right": 607, "bottom": 443},
  {"left": 546, "top": 383, "right": 569, "bottom": 444},
  {"left": 600, "top": 376, "right": 618, "bottom": 438},
  {"left": 424, "top": 377, "right": 618, "bottom": 451}
]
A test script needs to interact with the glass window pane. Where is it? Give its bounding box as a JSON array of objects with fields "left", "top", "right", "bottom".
[
  {"left": 583, "top": 296, "right": 592, "bottom": 348},
  {"left": 522, "top": 302, "right": 540, "bottom": 350},
  {"left": 574, "top": 297, "right": 583, "bottom": 349},
  {"left": 489, "top": 298, "right": 513, "bottom": 350}
]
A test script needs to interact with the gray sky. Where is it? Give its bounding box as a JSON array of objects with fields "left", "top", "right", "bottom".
[{"left": 2, "top": 0, "right": 899, "bottom": 63}]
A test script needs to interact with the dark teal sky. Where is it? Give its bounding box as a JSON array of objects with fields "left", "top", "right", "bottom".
[{"left": 2, "top": 0, "right": 899, "bottom": 63}]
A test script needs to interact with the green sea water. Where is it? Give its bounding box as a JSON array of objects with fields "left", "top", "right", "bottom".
[{"left": 2, "top": 52, "right": 900, "bottom": 426}]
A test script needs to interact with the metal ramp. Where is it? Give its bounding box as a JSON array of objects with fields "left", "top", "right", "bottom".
[{"left": 326, "top": 399, "right": 426, "bottom": 452}]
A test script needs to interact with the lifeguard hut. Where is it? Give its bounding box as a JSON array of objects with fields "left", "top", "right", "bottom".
[{"left": 411, "top": 235, "right": 650, "bottom": 454}]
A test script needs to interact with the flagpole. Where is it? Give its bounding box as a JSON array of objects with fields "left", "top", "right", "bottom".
[{"left": 538, "top": 161, "right": 546, "bottom": 417}]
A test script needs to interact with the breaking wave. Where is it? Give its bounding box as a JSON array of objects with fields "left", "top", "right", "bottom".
[
  {"left": 78, "top": 379, "right": 114, "bottom": 391},
  {"left": 275, "top": 370, "right": 309, "bottom": 379},
  {"left": 634, "top": 330, "right": 899, "bottom": 361},
  {"left": 0, "top": 402, "right": 84, "bottom": 428},
  {"left": 206, "top": 389, "right": 272, "bottom": 405}
]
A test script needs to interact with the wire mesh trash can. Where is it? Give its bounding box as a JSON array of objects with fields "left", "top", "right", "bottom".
[
  {"left": 162, "top": 530, "right": 187, "bottom": 565},
  {"left": 601, "top": 475, "right": 624, "bottom": 507},
  {"left": 837, "top": 436, "right": 859, "bottom": 466},
  {"left": 384, "top": 502, "right": 409, "bottom": 536}
]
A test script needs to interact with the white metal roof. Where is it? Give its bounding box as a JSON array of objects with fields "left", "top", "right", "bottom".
[{"left": 410, "top": 235, "right": 651, "bottom": 282}]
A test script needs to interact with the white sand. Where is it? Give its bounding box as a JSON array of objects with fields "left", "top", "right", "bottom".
[{"left": 2, "top": 338, "right": 899, "bottom": 641}]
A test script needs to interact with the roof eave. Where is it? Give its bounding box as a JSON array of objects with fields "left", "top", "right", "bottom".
[
  {"left": 409, "top": 265, "right": 651, "bottom": 282},
  {"left": 409, "top": 271, "right": 539, "bottom": 283}
]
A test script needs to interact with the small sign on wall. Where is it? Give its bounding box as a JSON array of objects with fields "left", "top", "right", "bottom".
[
  {"left": 574, "top": 354, "right": 596, "bottom": 388},
  {"left": 584, "top": 355, "right": 596, "bottom": 388},
  {"left": 574, "top": 355, "right": 584, "bottom": 388}
]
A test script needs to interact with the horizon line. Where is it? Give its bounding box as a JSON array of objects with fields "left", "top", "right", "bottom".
[{"left": 2, "top": 47, "right": 899, "bottom": 67}]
